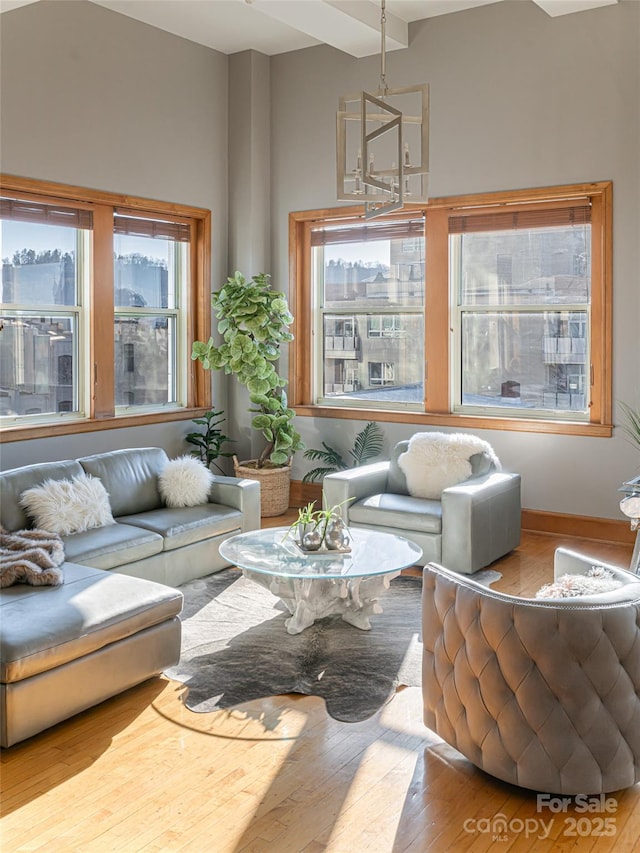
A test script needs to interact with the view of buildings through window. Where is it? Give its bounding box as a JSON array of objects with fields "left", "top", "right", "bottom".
[
  {"left": 0, "top": 218, "right": 87, "bottom": 418},
  {"left": 1, "top": 213, "right": 187, "bottom": 419},
  {"left": 316, "top": 228, "right": 425, "bottom": 405},
  {"left": 454, "top": 220, "right": 591, "bottom": 416},
  {"left": 2, "top": 181, "right": 603, "bottom": 431},
  {"left": 311, "top": 211, "right": 591, "bottom": 419},
  {"left": 113, "top": 225, "right": 186, "bottom": 410}
]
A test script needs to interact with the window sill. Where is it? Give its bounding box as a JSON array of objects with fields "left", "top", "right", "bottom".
[
  {"left": 293, "top": 405, "right": 613, "bottom": 438},
  {"left": 0, "top": 408, "right": 210, "bottom": 443}
]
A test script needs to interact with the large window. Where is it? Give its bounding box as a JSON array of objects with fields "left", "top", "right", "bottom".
[
  {"left": 451, "top": 204, "right": 592, "bottom": 420},
  {"left": 311, "top": 216, "right": 425, "bottom": 406},
  {"left": 113, "top": 214, "right": 190, "bottom": 411},
  {"left": 290, "top": 182, "right": 612, "bottom": 436},
  {"left": 0, "top": 201, "right": 90, "bottom": 421},
  {"left": 1, "top": 176, "right": 211, "bottom": 438}
]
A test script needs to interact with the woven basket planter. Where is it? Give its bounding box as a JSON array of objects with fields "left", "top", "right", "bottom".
[{"left": 233, "top": 456, "right": 292, "bottom": 518}]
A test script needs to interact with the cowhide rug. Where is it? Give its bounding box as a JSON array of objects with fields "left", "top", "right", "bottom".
[{"left": 165, "top": 566, "right": 501, "bottom": 723}]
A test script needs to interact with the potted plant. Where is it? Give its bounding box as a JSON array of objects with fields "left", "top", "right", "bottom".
[
  {"left": 302, "top": 421, "right": 384, "bottom": 483},
  {"left": 185, "top": 409, "right": 235, "bottom": 474},
  {"left": 620, "top": 401, "right": 640, "bottom": 454},
  {"left": 289, "top": 501, "right": 324, "bottom": 547},
  {"left": 191, "top": 271, "right": 304, "bottom": 516},
  {"left": 285, "top": 497, "right": 354, "bottom": 552}
]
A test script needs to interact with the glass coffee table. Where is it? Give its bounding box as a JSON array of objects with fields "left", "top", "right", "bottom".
[{"left": 219, "top": 527, "right": 422, "bottom": 635}]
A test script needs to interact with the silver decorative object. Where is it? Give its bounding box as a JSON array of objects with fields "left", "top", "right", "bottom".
[
  {"left": 324, "top": 516, "right": 349, "bottom": 550},
  {"left": 288, "top": 500, "right": 354, "bottom": 554},
  {"left": 296, "top": 522, "right": 315, "bottom": 548},
  {"left": 301, "top": 529, "right": 324, "bottom": 551},
  {"left": 336, "top": 0, "right": 429, "bottom": 219}
]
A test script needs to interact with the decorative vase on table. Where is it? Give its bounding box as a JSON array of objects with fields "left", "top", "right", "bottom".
[
  {"left": 301, "top": 528, "right": 324, "bottom": 551},
  {"left": 287, "top": 501, "right": 352, "bottom": 554},
  {"left": 324, "top": 515, "right": 349, "bottom": 550}
]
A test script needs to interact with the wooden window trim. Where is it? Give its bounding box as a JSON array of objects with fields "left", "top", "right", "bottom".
[
  {"left": 290, "top": 404, "right": 613, "bottom": 437},
  {"left": 0, "top": 174, "right": 211, "bottom": 442},
  {"left": 92, "top": 204, "right": 115, "bottom": 420},
  {"left": 289, "top": 182, "right": 613, "bottom": 437},
  {"left": 424, "top": 206, "right": 449, "bottom": 414}
]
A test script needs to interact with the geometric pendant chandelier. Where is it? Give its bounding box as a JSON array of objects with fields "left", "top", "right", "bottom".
[{"left": 336, "top": 0, "right": 429, "bottom": 219}]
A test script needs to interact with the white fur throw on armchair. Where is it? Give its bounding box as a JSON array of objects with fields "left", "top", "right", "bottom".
[{"left": 398, "top": 432, "right": 501, "bottom": 499}]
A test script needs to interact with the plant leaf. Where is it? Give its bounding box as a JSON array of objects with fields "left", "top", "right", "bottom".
[
  {"left": 350, "top": 421, "right": 384, "bottom": 465},
  {"left": 303, "top": 442, "right": 345, "bottom": 468},
  {"left": 302, "top": 466, "right": 338, "bottom": 483},
  {"left": 619, "top": 401, "right": 640, "bottom": 452}
]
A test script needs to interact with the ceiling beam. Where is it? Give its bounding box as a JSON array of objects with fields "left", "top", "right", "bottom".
[
  {"left": 0, "top": 0, "right": 39, "bottom": 12},
  {"left": 252, "top": 0, "right": 408, "bottom": 58},
  {"left": 531, "top": 0, "right": 618, "bottom": 17}
]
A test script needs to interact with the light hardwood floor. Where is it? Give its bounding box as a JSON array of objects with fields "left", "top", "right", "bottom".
[{"left": 1, "top": 522, "right": 638, "bottom": 853}]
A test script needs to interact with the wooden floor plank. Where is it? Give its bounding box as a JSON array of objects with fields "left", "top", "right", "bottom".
[{"left": 1, "top": 528, "right": 637, "bottom": 853}]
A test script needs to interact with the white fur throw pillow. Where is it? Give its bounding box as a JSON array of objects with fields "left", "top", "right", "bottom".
[
  {"left": 398, "top": 432, "right": 501, "bottom": 499},
  {"left": 20, "top": 474, "right": 114, "bottom": 536},
  {"left": 536, "top": 566, "right": 623, "bottom": 599},
  {"left": 159, "top": 456, "right": 214, "bottom": 508}
]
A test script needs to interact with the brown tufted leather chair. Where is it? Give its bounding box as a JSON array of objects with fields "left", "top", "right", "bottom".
[{"left": 422, "top": 549, "right": 640, "bottom": 794}]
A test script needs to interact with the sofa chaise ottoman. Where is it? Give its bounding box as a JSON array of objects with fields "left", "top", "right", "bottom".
[
  {"left": 1, "top": 562, "right": 183, "bottom": 748},
  {"left": 0, "top": 446, "right": 261, "bottom": 747}
]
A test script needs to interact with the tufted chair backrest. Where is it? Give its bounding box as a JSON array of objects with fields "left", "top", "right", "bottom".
[{"left": 422, "top": 563, "right": 640, "bottom": 794}]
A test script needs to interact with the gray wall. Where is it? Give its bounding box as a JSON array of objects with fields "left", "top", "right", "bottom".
[
  {"left": 270, "top": 0, "right": 640, "bottom": 520},
  {"left": 1, "top": 0, "right": 639, "bottom": 521},
  {"left": 227, "top": 50, "right": 272, "bottom": 462},
  {"left": 0, "top": 0, "right": 229, "bottom": 469}
]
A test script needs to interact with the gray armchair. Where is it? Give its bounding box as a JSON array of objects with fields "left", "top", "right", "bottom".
[
  {"left": 323, "top": 437, "right": 521, "bottom": 574},
  {"left": 422, "top": 549, "right": 640, "bottom": 794}
]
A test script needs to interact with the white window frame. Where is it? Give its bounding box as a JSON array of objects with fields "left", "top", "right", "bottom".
[
  {"left": 449, "top": 217, "right": 592, "bottom": 422},
  {"left": 310, "top": 216, "right": 425, "bottom": 410}
]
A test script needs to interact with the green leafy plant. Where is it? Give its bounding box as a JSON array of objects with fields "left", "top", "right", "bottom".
[
  {"left": 191, "top": 271, "right": 304, "bottom": 468},
  {"left": 285, "top": 497, "right": 354, "bottom": 544},
  {"left": 302, "top": 421, "right": 384, "bottom": 483},
  {"left": 292, "top": 501, "right": 322, "bottom": 528},
  {"left": 620, "top": 401, "right": 640, "bottom": 452},
  {"left": 185, "top": 409, "right": 235, "bottom": 474}
]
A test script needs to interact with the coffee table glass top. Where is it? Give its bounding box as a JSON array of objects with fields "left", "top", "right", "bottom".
[{"left": 219, "top": 527, "right": 422, "bottom": 580}]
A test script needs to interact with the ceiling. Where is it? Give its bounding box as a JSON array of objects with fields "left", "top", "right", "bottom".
[{"left": 0, "top": 0, "right": 620, "bottom": 57}]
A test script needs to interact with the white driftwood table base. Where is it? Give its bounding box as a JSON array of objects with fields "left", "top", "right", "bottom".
[
  {"left": 219, "top": 528, "right": 422, "bottom": 636},
  {"left": 242, "top": 569, "right": 402, "bottom": 634}
]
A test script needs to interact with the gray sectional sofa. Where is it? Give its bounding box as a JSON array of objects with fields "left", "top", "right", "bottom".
[
  {"left": 1, "top": 446, "right": 261, "bottom": 587},
  {"left": 0, "top": 447, "right": 261, "bottom": 747}
]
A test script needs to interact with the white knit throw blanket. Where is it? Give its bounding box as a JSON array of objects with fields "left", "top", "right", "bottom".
[{"left": 398, "top": 432, "right": 500, "bottom": 499}]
